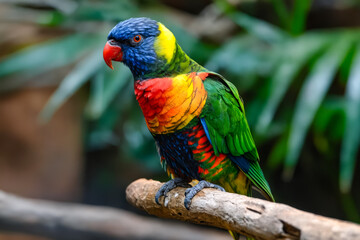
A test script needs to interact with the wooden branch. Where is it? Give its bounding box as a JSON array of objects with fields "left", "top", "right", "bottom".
[
  {"left": 0, "top": 190, "right": 229, "bottom": 240},
  {"left": 126, "top": 178, "right": 360, "bottom": 240}
]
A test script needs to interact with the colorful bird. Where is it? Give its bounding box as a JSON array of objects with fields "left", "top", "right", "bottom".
[{"left": 103, "top": 17, "right": 274, "bottom": 239}]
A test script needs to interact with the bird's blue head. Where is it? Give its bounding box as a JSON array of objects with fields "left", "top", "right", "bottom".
[{"left": 103, "top": 17, "right": 177, "bottom": 79}]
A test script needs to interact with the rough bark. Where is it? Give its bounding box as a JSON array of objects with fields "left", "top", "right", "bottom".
[
  {"left": 0, "top": 189, "right": 229, "bottom": 240},
  {"left": 126, "top": 178, "right": 360, "bottom": 240}
]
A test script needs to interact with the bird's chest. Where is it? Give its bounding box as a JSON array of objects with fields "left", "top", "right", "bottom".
[{"left": 134, "top": 73, "right": 207, "bottom": 134}]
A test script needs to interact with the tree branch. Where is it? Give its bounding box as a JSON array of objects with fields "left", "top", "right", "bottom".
[
  {"left": 126, "top": 178, "right": 360, "bottom": 240},
  {"left": 0, "top": 189, "right": 229, "bottom": 240}
]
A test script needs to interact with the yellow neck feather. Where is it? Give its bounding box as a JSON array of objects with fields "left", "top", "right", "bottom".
[{"left": 154, "top": 23, "right": 176, "bottom": 63}]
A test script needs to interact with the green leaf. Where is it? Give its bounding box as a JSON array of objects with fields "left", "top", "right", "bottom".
[
  {"left": 205, "top": 35, "right": 273, "bottom": 80},
  {"left": 72, "top": 0, "right": 137, "bottom": 21},
  {"left": 339, "top": 43, "right": 357, "bottom": 84},
  {"left": 86, "top": 64, "right": 132, "bottom": 119},
  {"left": 256, "top": 33, "right": 332, "bottom": 134},
  {"left": 340, "top": 193, "right": 360, "bottom": 223},
  {"left": 290, "top": 0, "right": 311, "bottom": 35},
  {"left": 313, "top": 97, "right": 346, "bottom": 140},
  {"left": 271, "top": 0, "right": 290, "bottom": 30},
  {"left": 0, "top": 34, "right": 98, "bottom": 79},
  {"left": 229, "top": 12, "right": 288, "bottom": 43},
  {"left": 267, "top": 134, "right": 289, "bottom": 170},
  {"left": 340, "top": 43, "right": 360, "bottom": 193},
  {"left": 86, "top": 71, "right": 105, "bottom": 120},
  {"left": 39, "top": 48, "right": 103, "bottom": 122},
  {"left": 284, "top": 35, "right": 353, "bottom": 179},
  {"left": 214, "top": 0, "right": 287, "bottom": 43}
]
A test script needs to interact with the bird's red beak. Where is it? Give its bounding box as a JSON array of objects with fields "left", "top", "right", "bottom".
[{"left": 103, "top": 41, "right": 123, "bottom": 70}]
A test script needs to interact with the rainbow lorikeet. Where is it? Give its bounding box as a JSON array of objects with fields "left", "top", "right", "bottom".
[{"left": 103, "top": 17, "right": 274, "bottom": 239}]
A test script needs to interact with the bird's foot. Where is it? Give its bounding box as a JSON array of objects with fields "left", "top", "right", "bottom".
[
  {"left": 155, "top": 178, "right": 191, "bottom": 205},
  {"left": 184, "top": 180, "right": 225, "bottom": 210}
]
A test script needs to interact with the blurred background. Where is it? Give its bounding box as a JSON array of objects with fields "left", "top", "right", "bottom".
[{"left": 0, "top": 0, "right": 359, "bottom": 239}]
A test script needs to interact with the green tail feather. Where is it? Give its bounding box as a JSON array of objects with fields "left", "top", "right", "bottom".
[
  {"left": 247, "top": 161, "right": 275, "bottom": 202},
  {"left": 229, "top": 230, "right": 255, "bottom": 240},
  {"left": 229, "top": 230, "right": 239, "bottom": 240}
]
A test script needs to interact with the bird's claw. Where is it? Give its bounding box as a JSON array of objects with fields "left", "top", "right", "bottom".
[
  {"left": 155, "top": 178, "right": 191, "bottom": 205},
  {"left": 184, "top": 180, "right": 225, "bottom": 210}
]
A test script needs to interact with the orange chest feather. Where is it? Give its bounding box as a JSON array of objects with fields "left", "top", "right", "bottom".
[{"left": 134, "top": 72, "right": 208, "bottom": 134}]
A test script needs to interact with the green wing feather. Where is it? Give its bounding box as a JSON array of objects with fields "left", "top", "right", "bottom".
[{"left": 201, "top": 72, "right": 274, "bottom": 201}]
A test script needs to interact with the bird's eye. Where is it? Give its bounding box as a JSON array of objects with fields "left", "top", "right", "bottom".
[
  {"left": 108, "top": 39, "right": 117, "bottom": 45},
  {"left": 133, "top": 35, "right": 142, "bottom": 43}
]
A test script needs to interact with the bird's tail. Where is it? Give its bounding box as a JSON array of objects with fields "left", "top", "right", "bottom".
[
  {"left": 224, "top": 170, "right": 265, "bottom": 240},
  {"left": 229, "top": 231, "right": 254, "bottom": 240},
  {"left": 229, "top": 230, "right": 240, "bottom": 240}
]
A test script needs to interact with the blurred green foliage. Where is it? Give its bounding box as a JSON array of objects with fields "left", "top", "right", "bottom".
[
  {"left": 0, "top": 0, "right": 359, "bottom": 221},
  {"left": 214, "top": 1, "right": 360, "bottom": 196}
]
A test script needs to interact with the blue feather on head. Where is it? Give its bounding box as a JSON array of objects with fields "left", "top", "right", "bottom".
[{"left": 107, "top": 17, "right": 161, "bottom": 78}]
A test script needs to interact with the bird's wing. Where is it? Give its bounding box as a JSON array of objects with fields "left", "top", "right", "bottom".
[{"left": 200, "top": 72, "right": 274, "bottom": 201}]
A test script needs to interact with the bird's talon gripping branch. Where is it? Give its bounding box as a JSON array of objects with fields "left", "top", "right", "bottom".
[
  {"left": 184, "top": 180, "right": 225, "bottom": 210},
  {"left": 155, "top": 178, "right": 191, "bottom": 205}
]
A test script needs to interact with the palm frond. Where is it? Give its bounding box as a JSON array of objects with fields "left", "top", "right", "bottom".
[
  {"left": 284, "top": 35, "right": 353, "bottom": 179},
  {"left": 340, "top": 43, "right": 360, "bottom": 193}
]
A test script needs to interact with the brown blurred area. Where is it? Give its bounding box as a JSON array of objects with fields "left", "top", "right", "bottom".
[
  {"left": 0, "top": 4, "right": 68, "bottom": 57},
  {"left": 0, "top": 87, "right": 84, "bottom": 200},
  {"left": 0, "top": 9, "right": 84, "bottom": 238},
  {"left": 0, "top": 88, "right": 84, "bottom": 240}
]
